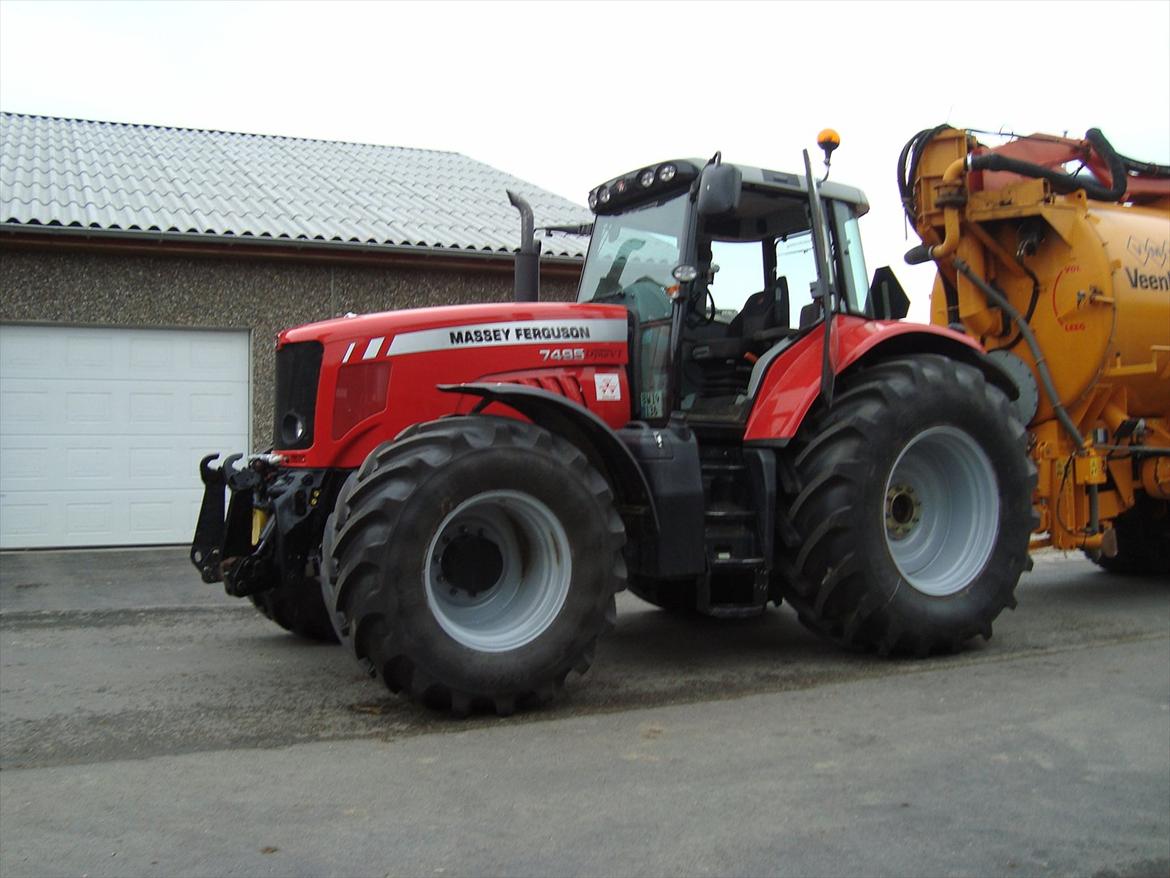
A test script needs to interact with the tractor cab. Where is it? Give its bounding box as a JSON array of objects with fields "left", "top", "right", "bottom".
[{"left": 577, "top": 154, "right": 901, "bottom": 425}]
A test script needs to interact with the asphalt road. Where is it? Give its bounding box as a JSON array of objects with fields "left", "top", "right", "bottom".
[{"left": 0, "top": 548, "right": 1167, "bottom": 878}]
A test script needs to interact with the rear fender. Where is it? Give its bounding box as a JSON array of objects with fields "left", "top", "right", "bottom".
[
  {"left": 439, "top": 383, "right": 659, "bottom": 535},
  {"left": 744, "top": 317, "right": 1014, "bottom": 444}
]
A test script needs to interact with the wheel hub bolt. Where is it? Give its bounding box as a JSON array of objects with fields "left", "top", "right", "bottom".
[{"left": 886, "top": 483, "right": 922, "bottom": 540}]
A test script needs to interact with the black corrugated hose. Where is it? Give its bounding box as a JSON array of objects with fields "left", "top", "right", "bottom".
[
  {"left": 968, "top": 128, "right": 1170, "bottom": 203},
  {"left": 899, "top": 126, "right": 1170, "bottom": 211}
]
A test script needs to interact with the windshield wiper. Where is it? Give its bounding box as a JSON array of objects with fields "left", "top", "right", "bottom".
[{"left": 539, "top": 222, "right": 594, "bottom": 236}]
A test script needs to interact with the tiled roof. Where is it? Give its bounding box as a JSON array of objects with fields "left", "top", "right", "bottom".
[{"left": 0, "top": 112, "right": 590, "bottom": 259}]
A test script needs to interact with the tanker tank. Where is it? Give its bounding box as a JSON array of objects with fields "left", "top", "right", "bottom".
[{"left": 904, "top": 125, "right": 1169, "bottom": 572}]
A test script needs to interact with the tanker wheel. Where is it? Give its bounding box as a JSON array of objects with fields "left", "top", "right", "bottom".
[
  {"left": 249, "top": 579, "right": 338, "bottom": 642},
  {"left": 777, "top": 355, "right": 1036, "bottom": 655},
  {"left": 1087, "top": 496, "right": 1170, "bottom": 576},
  {"left": 321, "top": 416, "right": 626, "bottom": 716}
]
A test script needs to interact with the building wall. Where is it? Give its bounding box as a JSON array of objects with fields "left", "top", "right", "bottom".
[{"left": 0, "top": 246, "right": 580, "bottom": 447}]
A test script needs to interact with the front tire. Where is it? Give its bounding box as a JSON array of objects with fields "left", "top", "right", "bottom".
[
  {"left": 322, "top": 416, "right": 626, "bottom": 715},
  {"left": 248, "top": 581, "right": 338, "bottom": 642},
  {"left": 778, "top": 355, "right": 1036, "bottom": 655}
]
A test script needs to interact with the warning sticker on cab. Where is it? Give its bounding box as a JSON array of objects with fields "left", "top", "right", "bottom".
[{"left": 594, "top": 373, "right": 622, "bottom": 402}]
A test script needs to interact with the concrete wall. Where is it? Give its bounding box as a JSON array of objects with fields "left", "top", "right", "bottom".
[{"left": 0, "top": 245, "right": 580, "bottom": 446}]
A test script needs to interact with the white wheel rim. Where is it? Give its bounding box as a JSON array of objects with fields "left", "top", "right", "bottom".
[
  {"left": 424, "top": 490, "right": 571, "bottom": 652},
  {"left": 883, "top": 426, "right": 1000, "bottom": 597}
]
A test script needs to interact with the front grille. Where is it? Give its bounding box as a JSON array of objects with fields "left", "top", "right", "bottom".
[{"left": 273, "top": 341, "right": 323, "bottom": 450}]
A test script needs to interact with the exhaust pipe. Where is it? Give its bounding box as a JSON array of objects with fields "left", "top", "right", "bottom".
[{"left": 506, "top": 189, "right": 541, "bottom": 302}]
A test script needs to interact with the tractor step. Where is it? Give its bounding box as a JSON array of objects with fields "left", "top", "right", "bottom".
[
  {"left": 701, "top": 462, "right": 746, "bottom": 474},
  {"left": 697, "top": 445, "right": 776, "bottom": 617},
  {"left": 705, "top": 603, "right": 767, "bottom": 619},
  {"left": 705, "top": 507, "right": 756, "bottom": 522},
  {"left": 701, "top": 555, "right": 769, "bottom": 617},
  {"left": 710, "top": 556, "right": 766, "bottom": 568}
]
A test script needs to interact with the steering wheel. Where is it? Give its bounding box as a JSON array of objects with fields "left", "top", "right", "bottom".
[{"left": 685, "top": 286, "right": 717, "bottom": 327}]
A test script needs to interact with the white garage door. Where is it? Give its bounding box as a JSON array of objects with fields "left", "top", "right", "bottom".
[{"left": 0, "top": 325, "right": 250, "bottom": 549}]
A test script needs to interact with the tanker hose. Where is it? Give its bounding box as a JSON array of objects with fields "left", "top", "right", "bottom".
[
  {"left": 1112, "top": 152, "right": 1170, "bottom": 178},
  {"left": 952, "top": 257, "right": 1086, "bottom": 451},
  {"left": 897, "top": 124, "right": 954, "bottom": 226},
  {"left": 1083, "top": 129, "right": 1130, "bottom": 200},
  {"left": 968, "top": 128, "right": 1128, "bottom": 202}
]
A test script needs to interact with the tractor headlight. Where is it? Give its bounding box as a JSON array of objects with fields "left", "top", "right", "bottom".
[
  {"left": 281, "top": 412, "right": 307, "bottom": 446},
  {"left": 658, "top": 164, "right": 677, "bottom": 183},
  {"left": 639, "top": 169, "right": 656, "bottom": 188}
]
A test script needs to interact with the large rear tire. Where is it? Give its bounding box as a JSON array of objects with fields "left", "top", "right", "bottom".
[
  {"left": 778, "top": 355, "right": 1036, "bottom": 655},
  {"left": 1087, "top": 496, "right": 1170, "bottom": 576},
  {"left": 322, "top": 416, "right": 626, "bottom": 715}
]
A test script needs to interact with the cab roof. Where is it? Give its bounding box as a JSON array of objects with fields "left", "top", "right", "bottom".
[{"left": 589, "top": 157, "right": 869, "bottom": 218}]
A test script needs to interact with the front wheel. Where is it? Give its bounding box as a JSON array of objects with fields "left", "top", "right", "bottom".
[
  {"left": 778, "top": 355, "right": 1036, "bottom": 655},
  {"left": 249, "top": 580, "right": 338, "bottom": 642},
  {"left": 322, "top": 416, "right": 626, "bottom": 715}
]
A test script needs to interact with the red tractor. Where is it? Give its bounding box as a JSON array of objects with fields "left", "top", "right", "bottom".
[{"left": 192, "top": 137, "right": 1035, "bottom": 715}]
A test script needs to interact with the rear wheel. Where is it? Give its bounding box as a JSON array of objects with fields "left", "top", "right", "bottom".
[
  {"left": 778, "top": 355, "right": 1036, "bottom": 655},
  {"left": 1087, "top": 496, "right": 1170, "bottom": 576},
  {"left": 322, "top": 416, "right": 626, "bottom": 715}
]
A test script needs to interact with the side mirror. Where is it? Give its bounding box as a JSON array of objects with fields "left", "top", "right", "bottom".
[
  {"left": 869, "top": 266, "right": 910, "bottom": 320},
  {"left": 696, "top": 164, "right": 742, "bottom": 216}
]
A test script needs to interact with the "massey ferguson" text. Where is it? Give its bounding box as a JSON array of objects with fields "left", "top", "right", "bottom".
[{"left": 448, "top": 325, "right": 594, "bottom": 345}]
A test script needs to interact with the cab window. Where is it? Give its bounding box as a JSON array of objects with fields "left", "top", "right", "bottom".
[
  {"left": 835, "top": 202, "right": 871, "bottom": 315},
  {"left": 707, "top": 240, "right": 765, "bottom": 319},
  {"left": 775, "top": 229, "right": 822, "bottom": 327}
]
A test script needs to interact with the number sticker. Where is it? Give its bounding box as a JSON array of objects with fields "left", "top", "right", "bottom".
[{"left": 538, "top": 348, "right": 586, "bottom": 361}]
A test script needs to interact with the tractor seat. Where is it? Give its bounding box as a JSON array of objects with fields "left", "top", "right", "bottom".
[{"left": 691, "top": 277, "right": 797, "bottom": 361}]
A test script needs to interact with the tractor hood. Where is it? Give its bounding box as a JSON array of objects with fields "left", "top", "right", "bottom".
[
  {"left": 278, "top": 300, "right": 627, "bottom": 352},
  {"left": 271, "top": 299, "right": 633, "bottom": 470}
]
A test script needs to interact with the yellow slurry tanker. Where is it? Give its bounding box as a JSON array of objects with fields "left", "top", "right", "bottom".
[{"left": 902, "top": 126, "right": 1170, "bottom": 572}]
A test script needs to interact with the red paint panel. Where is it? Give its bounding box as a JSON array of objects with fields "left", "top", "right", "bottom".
[
  {"left": 276, "top": 301, "right": 630, "bottom": 469},
  {"left": 743, "top": 316, "right": 984, "bottom": 442},
  {"left": 478, "top": 366, "right": 631, "bottom": 427}
]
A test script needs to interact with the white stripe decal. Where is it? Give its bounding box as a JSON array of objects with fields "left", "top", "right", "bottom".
[
  {"left": 342, "top": 341, "right": 356, "bottom": 363},
  {"left": 363, "top": 337, "right": 385, "bottom": 360},
  {"left": 385, "top": 318, "right": 627, "bottom": 357}
]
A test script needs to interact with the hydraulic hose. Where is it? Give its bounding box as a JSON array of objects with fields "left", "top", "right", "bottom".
[
  {"left": 904, "top": 157, "right": 965, "bottom": 266},
  {"left": 1114, "top": 152, "right": 1170, "bottom": 177},
  {"left": 968, "top": 128, "right": 1129, "bottom": 202},
  {"left": 951, "top": 257, "right": 1086, "bottom": 451},
  {"left": 897, "top": 125, "right": 953, "bottom": 226},
  {"left": 900, "top": 126, "right": 1168, "bottom": 219}
]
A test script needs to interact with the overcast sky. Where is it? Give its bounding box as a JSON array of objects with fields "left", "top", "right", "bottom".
[{"left": 2, "top": 0, "right": 1168, "bottom": 321}]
